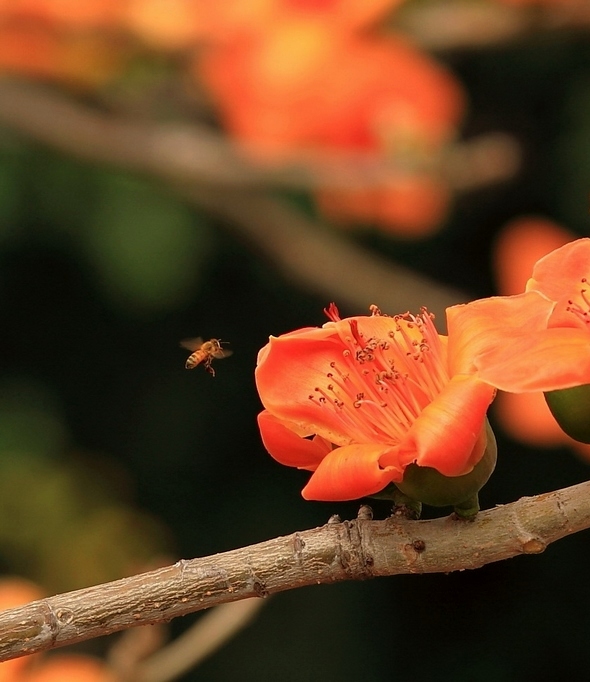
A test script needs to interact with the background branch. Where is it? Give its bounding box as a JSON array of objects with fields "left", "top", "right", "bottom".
[
  {"left": 400, "top": 0, "right": 590, "bottom": 51},
  {"left": 0, "top": 479, "right": 589, "bottom": 664},
  {"left": 0, "top": 80, "right": 494, "bottom": 317}
]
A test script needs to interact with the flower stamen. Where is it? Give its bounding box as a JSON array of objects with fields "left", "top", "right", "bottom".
[
  {"left": 567, "top": 279, "right": 590, "bottom": 326},
  {"left": 310, "top": 308, "right": 450, "bottom": 445}
]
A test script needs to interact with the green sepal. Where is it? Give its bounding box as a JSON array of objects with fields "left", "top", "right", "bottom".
[
  {"left": 545, "top": 384, "right": 590, "bottom": 444},
  {"left": 371, "top": 419, "right": 497, "bottom": 516}
]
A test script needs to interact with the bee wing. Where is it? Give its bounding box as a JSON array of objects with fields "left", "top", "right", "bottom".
[
  {"left": 180, "top": 337, "right": 203, "bottom": 351},
  {"left": 212, "top": 349, "right": 233, "bottom": 360}
]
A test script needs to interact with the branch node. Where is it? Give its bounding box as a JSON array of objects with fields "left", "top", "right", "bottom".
[
  {"left": 247, "top": 569, "right": 269, "bottom": 598},
  {"left": 521, "top": 538, "right": 547, "bottom": 555},
  {"left": 292, "top": 533, "right": 306, "bottom": 564},
  {"left": 357, "top": 505, "right": 373, "bottom": 520}
]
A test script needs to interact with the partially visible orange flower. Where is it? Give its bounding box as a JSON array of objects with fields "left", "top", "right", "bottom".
[
  {"left": 23, "top": 656, "right": 115, "bottom": 682},
  {"left": 0, "top": 578, "right": 113, "bottom": 682},
  {"left": 0, "top": 18, "right": 127, "bottom": 86},
  {"left": 0, "top": 579, "right": 44, "bottom": 682},
  {"left": 449, "top": 238, "right": 590, "bottom": 394},
  {"left": 1, "top": 0, "right": 122, "bottom": 28},
  {"left": 491, "top": 217, "right": 590, "bottom": 456},
  {"left": 255, "top": 304, "right": 496, "bottom": 501}
]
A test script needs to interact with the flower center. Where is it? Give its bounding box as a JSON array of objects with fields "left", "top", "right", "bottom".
[
  {"left": 567, "top": 278, "right": 590, "bottom": 326},
  {"left": 309, "top": 305, "right": 449, "bottom": 444}
]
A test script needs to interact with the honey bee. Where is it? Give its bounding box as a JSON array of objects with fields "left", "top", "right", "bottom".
[{"left": 180, "top": 337, "right": 232, "bottom": 376}]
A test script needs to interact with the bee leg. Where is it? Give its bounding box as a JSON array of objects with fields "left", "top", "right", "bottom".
[{"left": 205, "top": 360, "right": 216, "bottom": 377}]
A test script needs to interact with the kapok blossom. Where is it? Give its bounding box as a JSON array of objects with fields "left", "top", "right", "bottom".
[
  {"left": 255, "top": 304, "right": 496, "bottom": 501},
  {"left": 448, "top": 238, "right": 590, "bottom": 393}
]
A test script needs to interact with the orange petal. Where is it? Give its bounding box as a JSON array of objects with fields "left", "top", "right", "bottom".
[
  {"left": 446, "top": 291, "right": 555, "bottom": 375},
  {"left": 528, "top": 238, "right": 590, "bottom": 299},
  {"left": 255, "top": 331, "right": 351, "bottom": 444},
  {"left": 257, "top": 410, "right": 331, "bottom": 470},
  {"left": 527, "top": 238, "right": 590, "bottom": 328},
  {"left": 301, "top": 443, "right": 402, "bottom": 501},
  {"left": 256, "top": 319, "right": 399, "bottom": 446},
  {"left": 475, "top": 327, "right": 590, "bottom": 392},
  {"left": 389, "top": 374, "right": 495, "bottom": 476}
]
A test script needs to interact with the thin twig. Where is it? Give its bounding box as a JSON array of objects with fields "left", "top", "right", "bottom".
[
  {"left": 0, "top": 480, "right": 589, "bottom": 663},
  {"left": 136, "top": 599, "right": 265, "bottom": 682}
]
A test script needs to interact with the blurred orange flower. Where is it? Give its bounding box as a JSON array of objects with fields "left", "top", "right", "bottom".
[
  {"left": 0, "top": 0, "right": 462, "bottom": 234},
  {"left": 124, "top": 0, "right": 204, "bottom": 49},
  {"left": 198, "top": 31, "right": 462, "bottom": 157},
  {"left": 0, "top": 578, "right": 113, "bottom": 682},
  {"left": 198, "top": 26, "right": 463, "bottom": 233},
  {"left": 0, "top": 16, "right": 127, "bottom": 85},
  {"left": 191, "top": 0, "right": 403, "bottom": 44},
  {"left": 0, "top": 0, "right": 122, "bottom": 28},
  {"left": 23, "top": 657, "right": 115, "bottom": 682},
  {"left": 493, "top": 216, "right": 576, "bottom": 297},
  {"left": 316, "top": 173, "right": 451, "bottom": 237},
  {"left": 0, "top": 579, "right": 44, "bottom": 682}
]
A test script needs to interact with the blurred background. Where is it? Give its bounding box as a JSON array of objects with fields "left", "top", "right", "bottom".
[{"left": 0, "top": 1, "right": 589, "bottom": 681}]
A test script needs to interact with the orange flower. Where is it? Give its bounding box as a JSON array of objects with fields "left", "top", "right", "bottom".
[
  {"left": 0, "top": 578, "right": 113, "bottom": 682},
  {"left": 255, "top": 304, "right": 496, "bottom": 502},
  {"left": 449, "top": 238, "right": 590, "bottom": 393}
]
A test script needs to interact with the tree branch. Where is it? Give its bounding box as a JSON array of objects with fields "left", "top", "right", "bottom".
[
  {"left": 1, "top": 480, "right": 589, "bottom": 663},
  {"left": 0, "top": 80, "right": 517, "bottom": 193},
  {"left": 399, "top": 0, "right": 590, "bottom": 52}
]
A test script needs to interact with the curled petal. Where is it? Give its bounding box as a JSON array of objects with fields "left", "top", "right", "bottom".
[
  {"left": 387, "top": 374, "right": 495, "bottom": 476},
  {"left": 301, "top": 444, "right": 403, "bottom": 501},
  {"left": 258, "top": 411, "right": 331, "bottom": 471}
]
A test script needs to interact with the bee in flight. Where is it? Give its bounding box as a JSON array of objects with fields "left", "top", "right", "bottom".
[{"left": 180, "top": 338, "right": 232, "bottom": 376}]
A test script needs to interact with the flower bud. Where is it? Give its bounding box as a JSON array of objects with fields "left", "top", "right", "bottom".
[{"left": 544, "top": 384, "right": 590, "bottom": 444}]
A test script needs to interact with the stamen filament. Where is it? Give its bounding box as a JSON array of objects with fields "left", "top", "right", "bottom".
[{"left": 311, "top": 307, "right": 449, "bottom": 446}]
